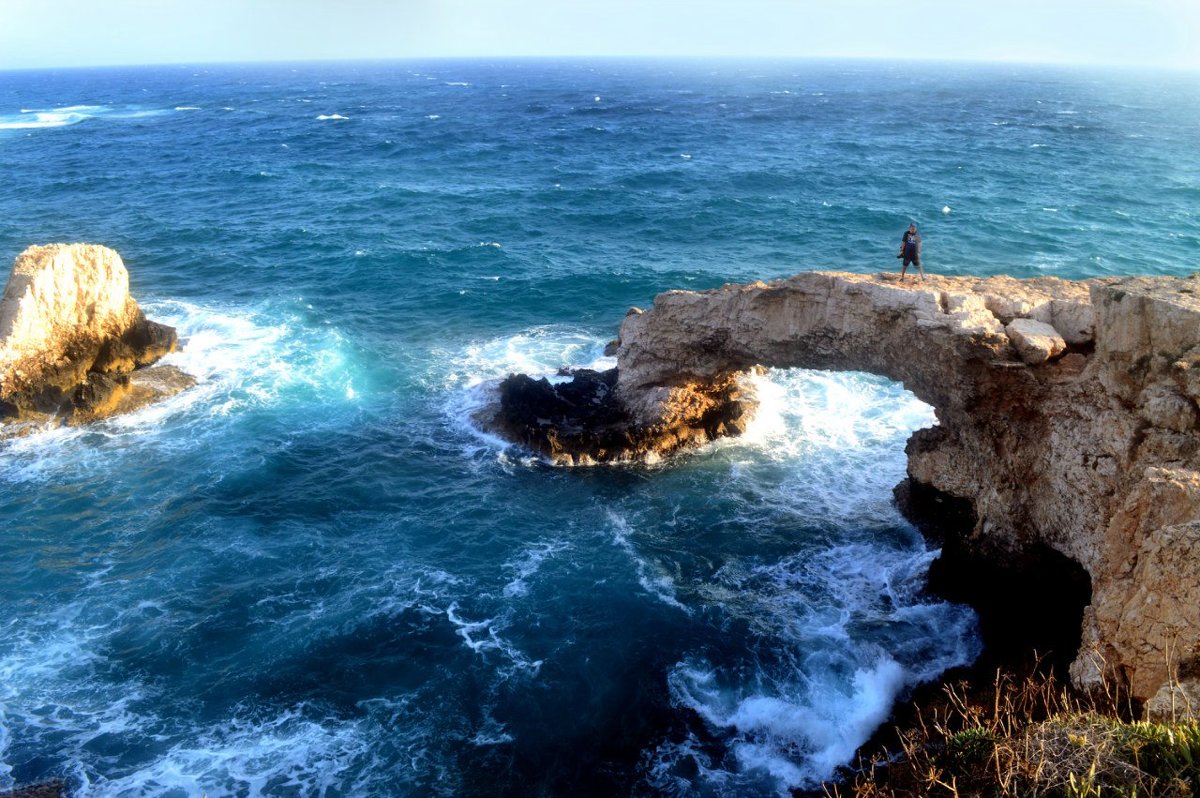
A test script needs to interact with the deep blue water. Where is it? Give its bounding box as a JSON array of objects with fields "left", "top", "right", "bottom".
[{"left": 0, "top": 59, "right": 1197, "bottom": 797}]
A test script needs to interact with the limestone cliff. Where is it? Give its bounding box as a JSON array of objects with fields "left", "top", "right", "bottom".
[
  {"left": 0, "top": 244, "right": 188, "bottom": 428},
  {"left": 487, "top": 270, "right": 1200, "bottom": 713}
]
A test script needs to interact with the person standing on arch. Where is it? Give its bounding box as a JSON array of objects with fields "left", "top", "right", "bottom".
[{"left": 898, "top": 223, "right": 924, "bottom": 280}]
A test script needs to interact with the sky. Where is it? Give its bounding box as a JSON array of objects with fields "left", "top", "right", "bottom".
[{"left": 1, "top": 0, "right": 1198, "bottom": 70}]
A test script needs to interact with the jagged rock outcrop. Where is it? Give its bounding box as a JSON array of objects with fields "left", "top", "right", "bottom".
[
  {"left": 484, "top": 367, "right": 754, "bottom": 465},
  {"left": 0, "top": 244, "right": 191, "bottom": 430},
  {"left": 0, "top": 780, "right": 67, "bottom": 798},
  {"left": 486, "top": 270, "right": 1200, "bottom": 713}
]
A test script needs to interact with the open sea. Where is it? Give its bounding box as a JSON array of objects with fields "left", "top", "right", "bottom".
[{"left": 1, "top": 59, "right": 1198, "bottom": 797}]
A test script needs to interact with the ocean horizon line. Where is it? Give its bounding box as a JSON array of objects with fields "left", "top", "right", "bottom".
[{"left": 2, "top": 53, "right": 1198, "bottom": 76}]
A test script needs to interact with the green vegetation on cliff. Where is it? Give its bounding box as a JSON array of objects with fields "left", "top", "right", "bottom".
[{"left": 828, "top": 668, "right": 1200, "bottom": 798}]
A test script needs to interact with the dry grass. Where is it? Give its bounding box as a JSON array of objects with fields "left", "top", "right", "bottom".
[{"left": 823, "top": 666, "right": 1200, "bottom": 798}]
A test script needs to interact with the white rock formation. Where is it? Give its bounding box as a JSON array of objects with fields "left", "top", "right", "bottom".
[
  {"left": 0, "top": 243, "right": 139, "bottom": 373},
  {"left": 1, "top": 243, "right": 181, "bottom": 424},
  {"left": 1005, "top": 317, "right": 1068, "bottom": 364}
]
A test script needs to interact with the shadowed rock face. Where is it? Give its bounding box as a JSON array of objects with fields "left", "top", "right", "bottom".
[
  {"left": 482, "top": 367, "right": 753, "bottom": 465},
  {"left": 0, "top": 244, "right": 191, "bottom": 429},
  {"left": 487, "top": 270, "right": 1200, "bottom": 712}
]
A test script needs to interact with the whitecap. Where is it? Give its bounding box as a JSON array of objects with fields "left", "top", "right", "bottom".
[
  {"left": 435, "top": 326, "right": 613, "bottom": 462},
  {"left": 1, "top": 104, "right": 174, "bottom": 130},
  {"left": 471, "top": 720, "right": 514, "bottom": 746},
  {"left": 607, "top": 511, "right": 690, "bottom": 613},
  {"left": 1029, "top": 253, "right": 1069, "bottom": 272},
  {"left": 730, "top": 369, "right": 936, "bottom": 521},
  {"left": 0, "top": 109, "right": 92, "bottom": 130},
  {"left": 316, "top": 114, "right": 349, "bottom": 121},
  {"left": 84, "top": 707, "right": 376, "bottom": 797},
  {"left": 53, "top": 104, "right": 106, "bottom": 113},
  {"left": 501, "top": 540, "right": 568, "bottom": 598},
  {"left": 642, "top": 732, "right": 737, "bottom": 794},
  {"left": 666, "top": 654, "right": 910, "bottom": 791},
  {"left": 1, "top": 298, "right": 362, "bottom": 483},
  {"left": 109, "top": 108, "right": 171, "bottom": 121},
  {"left": 627, "top": 364, "right": 977, "bottom": 792},
  {"left": 174, "top": 105, "right": 201, "bottom": 111},
  {"left": 445, "top": 603, "right": 542, "bottom": 674}
]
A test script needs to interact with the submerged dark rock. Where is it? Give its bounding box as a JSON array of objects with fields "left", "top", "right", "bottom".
[{"left": 0, "top": 781, "right": 68, "bottom": 798}]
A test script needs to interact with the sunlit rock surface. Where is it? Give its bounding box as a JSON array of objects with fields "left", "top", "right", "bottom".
[{"left": 0, "top": 244, "right": 190, "bottom": 429}]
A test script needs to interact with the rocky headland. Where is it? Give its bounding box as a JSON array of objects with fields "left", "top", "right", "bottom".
[
  {"left": 483, "top": 270, "right": 1200, "bottom": 717},
  {"left": 0, "top": 243, "right": 191, "bottom": 432}
]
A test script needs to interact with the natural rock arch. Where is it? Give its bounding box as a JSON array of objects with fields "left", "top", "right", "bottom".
[{"left": 488, "top": 270, "right": 1200, "bottom": 715}]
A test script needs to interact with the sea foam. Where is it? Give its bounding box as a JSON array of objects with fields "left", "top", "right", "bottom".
[
  {"left": 0, "top": 105, "right": 102, "bottom": 130},
  {"left": 0, "top": 298, "right": 361, "bottom": 484},
  {"left": 437, "top": 326, "right": 613, "bottom": 463},
  {"left": 0, "top": 104, "right": 171, "bottom": 132},
  {"left": 639, "top": 366, "right": 973, "bottom": 793}
]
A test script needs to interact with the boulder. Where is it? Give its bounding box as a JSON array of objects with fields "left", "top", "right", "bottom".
[
  {"left": 0, "top": 244, "right": 189, "bottom": 427},
  {"left": 1144, "top": 679, "right": 1200, "bottom": 723},
  {"left": 1005, "top": 317, "right": 1067, "bottom": 364}
]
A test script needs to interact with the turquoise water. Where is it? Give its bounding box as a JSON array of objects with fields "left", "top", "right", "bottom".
[{"left": 0, "top": 60, "right": 1197, "bottom": 797}]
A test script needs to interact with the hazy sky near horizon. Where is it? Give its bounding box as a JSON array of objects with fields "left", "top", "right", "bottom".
[{"left": 2, "top": 0, "right": 1198, "bottom": 70}]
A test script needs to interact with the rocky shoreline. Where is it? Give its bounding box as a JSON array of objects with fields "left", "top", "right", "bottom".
[
  {"left": 0, "top": 244, "right": 192, "bottom": 433},
  {"left": 483, "top": 270, "right": 1200, "bottom": 718},
  {"left": 6, "top": 248, "right": 1197, "bottom": 791}
]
